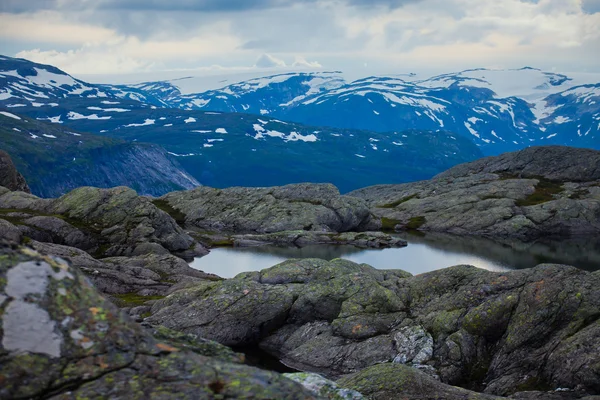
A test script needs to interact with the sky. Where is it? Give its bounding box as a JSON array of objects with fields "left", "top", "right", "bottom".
[{"left": 1, "top": 0, "right": 600, "bottom": 82}]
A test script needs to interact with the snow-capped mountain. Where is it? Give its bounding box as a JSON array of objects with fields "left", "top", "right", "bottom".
[
  {"left": 0, "top": 56, "right": 482, "bottom": 193},
  {"left": 139, "top": 67, "right": 599, "bottom": 154}
]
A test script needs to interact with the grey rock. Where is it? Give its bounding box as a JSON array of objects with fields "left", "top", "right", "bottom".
[
  {"left": 392, "top": 325, "right": 434, "bottom": 365},
  {"left": 0, "top": 245, "right": 319, "bottom": 400},
  {"left": 435, "top": 145, "right": 600, "bottom": 182},
  {"left": 159, "top": 183, "right": 373, "bottom": 234},
  {"left": 0, "top": 185, "right": 208, "bottom": 258},
  {"left": 196, "top": 230, "right": 407, "bottom": 249},
  {"left": 0, "top": 218, "right": 22, "bottom": 242},
  {"left": 148, "top": 259, "right": 600, "bottom": 397},
  {"left": 349, "top": 147, "right": 600, "bottom": 240},
  {"left": 337, "top": 362, "right": 503, "bottom": 400},
  {"left": 0, "top": 150, "right": 30, "bottom": 193},
  {"left": 284, "top": 372, "right": 365, "bottom": 399}
]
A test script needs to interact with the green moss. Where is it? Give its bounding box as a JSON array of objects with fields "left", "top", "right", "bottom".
[
  {"left": 516, "top": 178, "right": 564, "bottom": 206},
  {"left": 406, "top": 216, "right": 426, "bottom": 230},
  {"left": 569, "top": 189, "right": 588, "bottom": 200},
  {"left": 211, "top": 239, "right": 235, "bottom": 247},
  {"left": 111, "top": 293, "right": 165, "bottom": 307},
  {"left": 380, "top": 217, "right": 402, "bottom": 231},
  {"left": 514, "top": 376, "right": 553, "bottom": 392},
  {"left": 377, "top": 194, "right": 418, "bottom": 208},
  {"left": 152, "top": 199, "right": 187, "bottom": 226}
]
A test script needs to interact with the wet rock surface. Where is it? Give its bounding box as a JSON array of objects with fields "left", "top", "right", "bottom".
[
  {"left": 0, "top": 244, "right": 321, "bottom": 399},
  {"left": 148, "top": 258, "right": 600, "bottom": 398},
  {"left": 195, "top": 230, "right": 407, "bottom": 249},
  {"left": 349, "top": 146, "right": 600, "bottom": 240},
  {"left": 0, "top": 186, "right": 208, "bottom": 258},
  {"left": 157, "top": 183, "right": 375, "bottom": 234}
]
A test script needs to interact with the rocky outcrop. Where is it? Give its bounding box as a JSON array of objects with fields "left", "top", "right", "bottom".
[
  {"left": 0, "top": 244, "right": 319, "bottom": 399},
  {"left": 349, "top": 146, "right": 600, "bottom": 240},
  {"left": 435, "top": 145, "right": 600, "bottom": 182},
  {"left": 0, "top": 185, "right": 207, "bottom": 258},
  {"left": 157, "top": 183, "right": 374, "bottom": 234},
  {"left": 195, "top": 230, "right": 407, "bottom": 249},
  {"left": 337, "top": 363, "right": 501, "bottom": 400},
  {"left": 0, "top": 149, "right": 30, "bottom": 193},
  {"left": 147, "top": 258, "right": 600, "bottom": 398}
]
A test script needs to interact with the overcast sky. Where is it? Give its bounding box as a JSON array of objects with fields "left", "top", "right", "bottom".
[{"left": 1, "top": 0, "right": 599, "bottom": 80}]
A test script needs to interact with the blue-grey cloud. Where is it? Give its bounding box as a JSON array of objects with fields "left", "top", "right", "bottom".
[
  {"left": 0, "top": 0, "right": 422, "bottom": 14},
  {"left": 583, "top": 0, "right": 600, "bottom": 13}
]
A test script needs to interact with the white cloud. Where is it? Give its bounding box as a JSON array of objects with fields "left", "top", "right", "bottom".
[
  {"left": 292, "top": 56, "right": 322, "bottom": 68},
  {"left": 255, "top": 53, "right": 286, "bottom": 68}
]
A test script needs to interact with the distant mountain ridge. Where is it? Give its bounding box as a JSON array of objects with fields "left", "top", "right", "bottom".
[
  {"left": 128, "top": 67, "right": 598, "bottom": 155},
  {"left": 0, "top": 56, "right": 483, "bottom": 194}
]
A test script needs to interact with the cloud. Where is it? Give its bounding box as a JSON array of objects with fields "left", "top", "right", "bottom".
[
  {"left": 255, "top": 53, "right": 286, "bottom": 68},
  {"left": 292, "top": 56, "right": 322, "bottom": 68},
  {"left": 2, "top": 0, "right": 600, "bottom": 77}
]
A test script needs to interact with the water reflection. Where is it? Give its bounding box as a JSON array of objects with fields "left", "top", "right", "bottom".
[{"left": 189, "top": 232, "right": 600, "bottom": 278}]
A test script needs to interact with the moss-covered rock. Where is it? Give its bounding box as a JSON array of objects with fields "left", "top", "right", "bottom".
[
  {"left": 148, "top": 259, "right": 600, "bottom": 398},
  {"left": 0, "top": 244, "right": 319, "bottom": 399},
  {"left": 349, "top": 146, "right": 600, "bottom": 240},
  {"left": 158, "top": 183, "right": 374, "bottom": 234},
  {"left": 337, "top": 363, "right": 501, "bottom": 400},
  {"left": 0, "top": 186, "right": 208, "bottom": 258}
]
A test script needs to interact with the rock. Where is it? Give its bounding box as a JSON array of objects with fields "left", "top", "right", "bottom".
[
  {"left": 392, "top": 325, "right": 434, "bottom": 365},
  {"left": 0, "top": 244, "right": 319, "bottom": 399},
  {"left": 284, "top": 372, "right": 365, "bottom": 399},
  {"left": 0, "top": 218, "right": 22, "bottom": 242},
  {"left": 0, "top": 186, "right": 208, "bottom": 258},
  {"left": 337, "top": 363, "right": 502, "bottom": 400},
  {"left": 195, "top": 230, "right": 407, "bottom": 249},
  {"left": 0, "top": 149, "right": 30, "bottom": 193},
  {"left": 157, "top": 183, "right": 373, "bottom": 234},
  {"left": 148, "top": 259, "right": 600, "bottom": 397},
  {"left": 24, "top": 240, "right": 219, "bottom": 301},
  {"left": 435, "top": 146, "right": 600, "bottom": 182},
  {"left": 349, "top": 147, "right": 600, "bottom": 240}
]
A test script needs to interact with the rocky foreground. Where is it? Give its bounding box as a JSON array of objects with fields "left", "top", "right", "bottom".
[
  {"left": 2, "top": 245, "right": 599, "bottom": 399},
  {"left": 0, "top": 146, "right": 599, "bottom": 398}
]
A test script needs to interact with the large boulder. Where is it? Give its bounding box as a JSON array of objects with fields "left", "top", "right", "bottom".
[
  {"left": 147, "top": 259, "right": 600, "bottom": 398},
  {"left": 157, "top": 183, "right": 374, "bottom": 234},
  {"left": 0, "top": 186, "right": 207, "bottom": 258},
  {"left": 0, "top": 149, "right": 30, "bottom": 193},
  {"left": 349, "top": 147, "right": 600, "bottom": 240},
  {"left": 0, "top": 244, "right": 319, "bottom": 399}
]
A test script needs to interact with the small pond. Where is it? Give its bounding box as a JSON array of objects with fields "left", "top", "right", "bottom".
[{"left": 189, "top": 232, "right": 600, "bottom": 278}]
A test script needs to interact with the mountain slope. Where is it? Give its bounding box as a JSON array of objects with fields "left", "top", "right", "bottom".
[
  {"left": 0, "top": 56, "right": 484, "bottom": 193},
  {"left": 0, "top": 111, "right": 199, "bottom": 197}
]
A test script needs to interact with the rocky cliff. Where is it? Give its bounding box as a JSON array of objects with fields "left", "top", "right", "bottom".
[{"left": 0, "top": 149, "right": 30, "bottom": 193}]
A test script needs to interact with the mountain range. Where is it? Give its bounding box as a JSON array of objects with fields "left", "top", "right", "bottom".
[
  {"left": 0, "top": 54, "right": 598, "bottom": 197},
  {"left": 0, "top": 55, "right": 483, "bottom": 195}
]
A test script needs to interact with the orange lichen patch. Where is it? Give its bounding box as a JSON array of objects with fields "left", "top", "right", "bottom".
[
  {"left": 89, "top": 307, "right": 101, "bottom": 316},
  {"left": 352, "top": 324, "right": 365, "bottom": 334},
  {"left": 155, "top": 343, "right": 180, "bottom": 352},
  {"left": 533, "top": 280, "right": 545, "bottom": 301},
  {"left": 491, "top": 276, "right": 509, "bottom": 285},
  {"left": 96, "top": 357, "right": 109, "bottom": 369}
]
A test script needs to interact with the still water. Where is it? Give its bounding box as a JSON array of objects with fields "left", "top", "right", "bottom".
[{"left": 189, "top": 232, "right": 600, "bottom": 278}]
